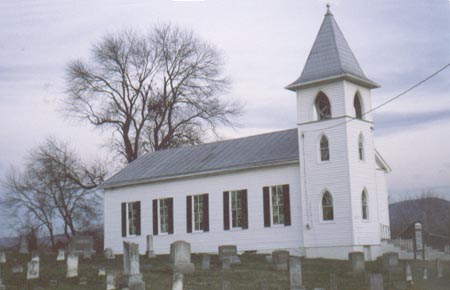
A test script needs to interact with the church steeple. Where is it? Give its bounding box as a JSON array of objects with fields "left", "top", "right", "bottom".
[{"left": 286, "top": 5, "right": 379, "bottom": 91}]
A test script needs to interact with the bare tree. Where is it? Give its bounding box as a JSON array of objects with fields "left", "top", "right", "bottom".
[
  {"left": 64, "top": 24, "right": 241, "bottom": 163},
  {"left": 3, "top": 138, "right": 106, "bottom": 244}
]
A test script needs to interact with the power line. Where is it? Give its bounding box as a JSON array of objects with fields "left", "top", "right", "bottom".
[{"left": 300, "top": 62, "right": 450, "bottom": 133}]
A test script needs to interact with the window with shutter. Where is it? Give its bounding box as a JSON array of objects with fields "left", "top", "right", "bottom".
[
  {"left": 264, "top": 184, "right": 291, "bottom": 227},
  {"left": 123, "top": 201, "right": 141, "bottom": 236}
]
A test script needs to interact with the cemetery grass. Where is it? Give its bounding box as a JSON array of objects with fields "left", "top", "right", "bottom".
[{"left": 2, "top": 252, "right": 450, "bottom": 290}]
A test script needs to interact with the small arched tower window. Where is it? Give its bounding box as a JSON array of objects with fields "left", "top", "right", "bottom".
[
  {"left": 322, "top": 191, "right": 334, "bottom": 221},
  {"left": 362, "top": 190, "right": 368, "bottom": 220},
  {"left": 313, "top": 92, "right": 332, "bottom": 121},
  {"left": 358, "top": 133, "right": 365, "bottom": 161},
  {"left": 320, "top": 135, "right": 330, "bottom": 161},
  {"left": 354, "top": 93, "right": 363, "bottom": 119}
]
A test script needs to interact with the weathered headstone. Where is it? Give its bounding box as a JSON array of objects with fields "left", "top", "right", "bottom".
[
  {"left": 172, "top": 272, "right": 183, "bottom": 290},
  {"left": 69, "top": 236, "right": 94, "bottom": 256},
  {"left": 56, "top": 249, "right": 65, "bottom": 261},
  {"left": 272, "top": 250, "right": 289, "bottom": 271},
  {"left": 437, "top": 259, "right": 443, "bottom": 278},
  {"left": 31, "top": 253, "right": 39, "bottom": 262},
  {"left": 27, "top": 260, "right": 39, "bottom": 280},
  {"left": 329, "top": 273, "right": 337, "bottom": 290},
  {"left": 98, "top": 267, "right": 106, "bottom": 276},
  {"left": 106, "top": 272, "right": 116, "bottom": 290},
  {"left": 123, "top": 241, "right": 145, "bottom": 290},
  {"left": 218, "top": 245, "right": 240, "bottom": 264},
  {"left": 289, "top": 256, "right": 305, "bottom": 290},
  {"left": 19, "top": 235, "right": 29, "bottom": 254},
  {"left": 405, "top": 263, "right": 412, "bottom": 281},
  {"left": 105, "top": 248, "right": 115, "bottom": 259},
  {"left": 222, "top": 280, "right": 232, "bottom": 290},
  {"left": 12, "top": 262, "right": 24, "bottom": 273},
  {"left": 348, "top": 251, "right": 365, "bottom": 274},
  {"left": 169, "top": 241, "right": 195, "bottom": 275},
  {"left": 146, "top": 235, "right": 156, "bottom": 258},
  {"left": 369, "top": 273, "right": 384, "bottom": 290},
  {"left": 423, "top": 268, "right": 427, "bottom": 280},
  {"left": 222, "top": 258, "right": 231, "bottom": 270},
  {"left": 66, "top": 253, "right": 79, "bottom": 278},
  {"left": 382, "top": 252, "right": 399, "bottom": 270},
  {"left": 0, "top": 252, "right": 5, "bottom": 264},
  {"left": 201, "top": 254, "right": 210, "bottom": 270},
  {"left": 265, "top": 255, "right": 272, "bottom": 264}
]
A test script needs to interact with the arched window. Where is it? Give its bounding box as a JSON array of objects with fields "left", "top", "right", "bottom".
[
  {"left": 358, "top": 133, "right": 364, "bottom": 161},
  {"left": 362, "top": 190, "right": 368, "bottom": 220},
  {"left": 354, "top": 93, "right": 363, "bottom": 119},
  {"left": 322, "top": 191, "right": 334, "bottom": 221},
  {"left": 313, "top": 92, "right": 332, "bottom": 121},
  {"left": 320, "top": 135, "right": 330, "bottom": 161}
]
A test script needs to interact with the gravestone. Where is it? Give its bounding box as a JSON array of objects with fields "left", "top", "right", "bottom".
[
  {"left": 437, "top": 259, "right": 443, "bottom": 278},
  {"left": 201, "top": 254, "right": 210, "bottom": 270},
  {"left": 413, "top": 222, "right": 424, "bottom": 260},
  {"left": 289, "top": 256, "right": 305, "bottom": 290},
  {"left": 66, "top": 253, "right": 79, "bottom": 278},
  {"left": 106, "top": 272, "right": 116, "bottom": 290},
  {"left": 146, "top": 235, "right": 155, "bottom": 258},
  {"left": 272, "top": 250, "right": 289, "bottom": 271},
  {"left": 445, "top": 244, "right": 450, "bottom": 254},
  {"left": 218, "top": 245, "right": 240, "bottom": 264},
  {"left": 329, "top": 273, "right": 337, "bottom": 290},
  {"left": 265, "top": 255, "right": 272, "bottom": 264},
  {"left": 0, "top": 252, "right": 5, "bottom": 263},
  {"left": 382, "top": 252, "right": 399, "bottom": 270},
  {"left": 27, "top": 260, "right": 39, "bottom": 280},
  {"left": 172, "top": 272, "right": 183, "bottom": 290},
  {"left": 369, "top": 273, "right": 384, "bottom": 290},
  {"left": 222, "top": 258, "right": 231, "bottom": 270},
  {"left": 19, "top": 235, "right": 29, "bottom": 254},
  {"left": 83, "top": 249, "right": 93, "bottom": 259},
  {"left": 98, "top": 267, "right": 106, "bottom": 276},
  {"left": 169, "top": 241, "right": 195, "bottom": 275},
  {"left": 31, "top": 253, "right": 39, "bottom": 262},
  {"left": 222, "top": 280, "right": 232, "bottom": 290},
  {"left": 123, "top": 241, "right": 145, "bottom": 290},
  {"left": 12, "top": 262, "right": 24, "bottom": 273},
  {"left": 105, "top": 248, "right": 115, "bottom": 259},
  {"left": 56, "top": 249, "right": 65, "bottom": 261},
  {"left": 405, "top": 263, "right": 412, "bottom": 281},
  {"left": 69, "top": 236, "right": 94, "bottom": 256},
  {"left": 79, "top": 277, "right": 88, "bottom": 285},
  {"left": 423, "top": 268, "right": 427, "bottom": 280},
  {"left": 348, "top": 251, "right": 365, "bottom": 274}
]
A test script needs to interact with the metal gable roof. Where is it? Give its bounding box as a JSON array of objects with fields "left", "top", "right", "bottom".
[
  {"left": 286, "top": 8, "right": 379, "bottom": 90},
  {"left": 103, "top": 129, "right": 300, "bottom": 189}
]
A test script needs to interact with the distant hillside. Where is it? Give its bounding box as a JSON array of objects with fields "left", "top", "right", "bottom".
[{"left": 389, "top": 197, "right": 450, "bottom": 248}]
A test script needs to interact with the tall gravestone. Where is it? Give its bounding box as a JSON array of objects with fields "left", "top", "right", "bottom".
[
  {"left": 0, "top": 252, "right": 5, "bottom": 264},
  {"left": 405, "top": 263, "right": 413, "bottom": 282},
  {"left": 56, "top": 249, "right": 65, "bottom": 261},
  {"left": 289, "top": 256, "right": 305, "bottom": 290},
  {"left": 437, "top": 259, "right": 443, "bottom": 279},
  {"left": 123, "top": 241, "right": 145, "bottom": 290},
  {"left": 413, "top": 222, "right": 424, "bottom": 261},
  {"left": 172, "top": 272, "right": 183, "bottom": 290},
  {"left": 272, "top": 250, "right": 289, "bottom": 271},
  {"left": 146, "top": 235, "right": 155, "bottom": 258},
  {"left": 66, "top": 253, "right": 79, "bottom": 278},
  {"left": 170, "top": 241, "right": 194, "bottom": 275},
  {"left": 106, "top": 272, "right": 116, "bottom": 290},
  {"left": 348, "top": 252, "right": 365, "bottom": 274},
  {"left": 19, "top": 236, "right": 29, "bottom": 254},
  {"left": 369, "top": 274, "right": 384, "bottom": 290},
  {"left": 27, "top": 260, "right": 39, "bottom": 280}
]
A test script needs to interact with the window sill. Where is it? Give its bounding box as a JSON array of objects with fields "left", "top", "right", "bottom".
[
  {"left": 270, "top": 224, "right": 287, "bottom": 228},
  {"left": 229, "top": 227, "right": 243, "bottom": 232},
  {"left": 191, "top": 230, "right": 206, "bottom": 234},
  {"left": 320, "top": 220, "right": 335, "bottom": 224}
]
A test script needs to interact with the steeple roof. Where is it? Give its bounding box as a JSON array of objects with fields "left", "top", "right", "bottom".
[{"left": 286, "top": 6, "right": 379, "bottom": 91}]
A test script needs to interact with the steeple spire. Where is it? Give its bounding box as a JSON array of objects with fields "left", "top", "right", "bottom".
[{"left": 286, "top": 7, "right": 379, "bottom": 91}]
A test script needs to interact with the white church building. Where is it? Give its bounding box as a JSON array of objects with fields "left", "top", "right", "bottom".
[{"left": 103, "top": 7, "right": 391, "bottom": 260}]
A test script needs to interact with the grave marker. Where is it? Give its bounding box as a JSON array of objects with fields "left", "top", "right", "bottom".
[
  {"left": 69, "top": 236, "right": 94, "bottom": 256},
  {"left": 123, "top": 241, "right": 145, "bottom": 290},
  {"left": 405, "top": 263, "right": 412, "bottom": 282},
  {"left": 222, "top": 258, "right": 231, "bottom": 270},
  {"left": 98, "top": 267, "right": 106, "bottom": 276},
  {"left": 348, "top": 251, "right": 365, "bottom": 274},
  {"left": 272, "top": 250, "right": 289, "bottom": 271},
  {"left": 218, "top": 245, "right": 240, "bottom": 264},
  {"left": 201, "top": 254, "right": 210, "bottom": 270},
  {"left": 105, "top": 248, "right": 115, "bottom": 259},
  {"left": 0, "top": 252, "right": 5, "bottom": 264},
  {"left": 19, "top": 235, "right": 29, "bottom": 254},
  {"left": 106, "top": 272, "right": 116, "bottom": 290},
  {"left": 56, "top": 249, "right": 65, "bottom": 261},
  {"left": 169, "top": 241, "right": 195, "bottom": 275},
  {"left": 27, "top": 260, "right": 39, "bottom": 280},
  {"left": 289, "top": 256, "right": 305, "bottom": 290},
  {"left": 172, "top": 272, "right": 183, "bottom": 290},
  {"left": 437, "top": 259, "right": 443, "bottom": 278},
  {"left": 369, "top": 273, "right": 384, "bottom": 290},
  {"left": 146, "top": 235, "right": 155, "bottom": 258},
  {"left": 66, "top": 253, "right": 79, "bottom": 278}
]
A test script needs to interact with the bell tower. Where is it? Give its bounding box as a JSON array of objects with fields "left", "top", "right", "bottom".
[{"left": 286, "top": 5, "right": 390, "bottom": 260}]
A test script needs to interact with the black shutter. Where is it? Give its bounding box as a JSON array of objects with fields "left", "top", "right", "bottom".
[
  {"left": 135, "top": 201, "right": 141, "bottom": 235},
  {"left": 203, "top": 194, "right": 209, "bottom": 232},
  {"left": 168, "top": 198, "right": 174, "bottom": 234},
  {"left": 186, "top": 196, "right": 192, "bottom": 233},
  {"left": 263, "top": 187, "right": 271, "bottom": 227},
  {"left": 223, "top": 191, "right": 230, "bottom": 230},
  {"left": 283, "top": 185, "right": 291, "bottom": 226},
  {"left": 121, "top": 202, "right": 127, "bottom": 237},
  {"left": 153, "top": 200, "right": 158, "bottom": 235},
  {"left": 241, "top": 190, "right": 248, "bottom": 229}
]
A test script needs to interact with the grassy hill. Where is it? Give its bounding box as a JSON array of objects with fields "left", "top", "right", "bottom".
[{"left": 1, "top": 252, "right": 449, "bottom": 290}]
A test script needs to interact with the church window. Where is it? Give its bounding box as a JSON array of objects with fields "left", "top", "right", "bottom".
[
  {"left": 314, "top": 92, "right": 332, "bottom": 120},
  {"left": 322, "top": 191, "right": 334, "bottom": 221},
  {"left": 358, "top": 133, "right": 365, "bottom": 161},
  {"left": 121, "top": 201, "right": 141, "bottom": 237},
  {"left": 231, "top": 190, "right": 243, "bottom": 228},
  {"left": 354, "top": 93, "right": 363, "bottom": 119},
  {"left": 159, "top": 198, "right": 170, "bottom": 234},
  {"left": 362, "top": 190, "right": 368, "bottom": 220},
  {"left": 320, "top": 135, "right": 330, "bottom": 161},
  {"left": 271, "top": 185, "right": 285, "bottom": 225}
]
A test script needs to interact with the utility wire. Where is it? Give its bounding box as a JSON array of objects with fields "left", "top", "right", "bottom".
[{"left": 300, "top": 62, "right": 450, "bottom": 133}]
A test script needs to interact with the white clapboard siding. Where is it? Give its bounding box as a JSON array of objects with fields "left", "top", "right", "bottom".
[{"left": 104, "top": 164, "right": 302, "bottom": 254}]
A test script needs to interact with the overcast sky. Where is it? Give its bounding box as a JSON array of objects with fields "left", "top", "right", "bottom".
[{"left": 0, "top": 0, "right": 449, "bottom": 237}]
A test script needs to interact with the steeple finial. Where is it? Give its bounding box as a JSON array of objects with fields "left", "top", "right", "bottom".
[{"left": 325, "top": 3, "right": 333, "bottom": 16}]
